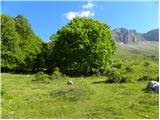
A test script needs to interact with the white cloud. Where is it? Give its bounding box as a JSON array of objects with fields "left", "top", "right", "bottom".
[
  {"left": 64, "top": 1, "right": 96, "bottom": 20},
  {"left": 65, "top": 11, "right": 78, "bottom": 20},
  {"left": 79, "top": 10, "right": 94, "bottom": 17},
  {"left": 82, "top": 2, "right": 95, "bottom": 9},
  {"left": 65, "top": 10, "right": 94, "bottom": 20}
]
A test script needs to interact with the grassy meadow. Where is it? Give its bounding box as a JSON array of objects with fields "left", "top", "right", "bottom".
[
  {"left": 1, "top": 41, "right": 159, "bottom": 119},
  {"left": 1, "top": 73, "right": 159, "bottom": 119},
  {"left": 115, "top": 41, "right": 159, "bottom": 59}
]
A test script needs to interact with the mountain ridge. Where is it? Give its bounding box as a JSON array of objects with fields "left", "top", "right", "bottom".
[{"left": 112, "top": 28, "right": 159, "bottom": 44}]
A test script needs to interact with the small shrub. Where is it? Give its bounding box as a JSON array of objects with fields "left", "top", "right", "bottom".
[
  {"left": 125, "top": 66, "right": 133, "bottom": 73},
  {"left": 144, "top": 61, "right": 151, "bottom": 67},
  {"left": 137, "top": 75, "right": 152, "bottom": 81},
  {"left": 138, "top": 75, "right": 159, "bottom": 82},
  {"left": 1, "top": 88, "right": 5, "bottom": 96},
  {"left": 106, "top": 70, "right": 127, "bottom": 83},
  {"left": 50, "top": 67, "right": 63, "bottom": 80},
  {"left": 155, "top": 76, "right": 159, "bottom": 82},
  {"left": 112, "top": 63, "right": 122, "bottom": 69},
  {"left": 32, "top": 71, "right": 50, "bottom": 84}
]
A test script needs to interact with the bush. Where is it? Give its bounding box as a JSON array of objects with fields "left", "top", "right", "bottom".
[
  {"left": 32, "top": 71, "right": 50, "bottom": 83},
  {"left": 137, "top": 75, "right": 152, "bottom": 81},
  {"left": 125, "top": 66, "right": 134, "bottom": 73},
  {"left": 155, "top": 76, "right": 159, "bottom": 82},
  {"left": 137, "top": 75, "right": 159, "bottom": 81},
  {"left": 112, "top": 63, "right": 123, "bottom": 69},
  {"left": 106, "top": 70, "right": 127, "bottom": 83},
  {"left": 50, "top": 67, "right": 63, "bottom": 80},
  {"left": 144, "top": 61, "right": 151, "bottom": 67}
]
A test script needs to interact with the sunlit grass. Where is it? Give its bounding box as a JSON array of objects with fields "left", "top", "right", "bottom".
[{"left": 1, "top": 73, "right": 159, "bottom": 119}]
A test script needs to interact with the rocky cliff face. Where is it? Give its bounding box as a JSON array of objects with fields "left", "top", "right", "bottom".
[
  {"left": 112, "top": 28, "right": 159, "bottom": 44},
  {"left": 142, "top": 29, "right": 159, "bottom": 41}
]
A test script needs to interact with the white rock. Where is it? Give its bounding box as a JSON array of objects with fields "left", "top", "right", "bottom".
[
  {"left": 67, "top": 80, "right": 73, "bottom": 85},
  {"left": 147, "top": 81, "right": 159, "bottom": 93}
]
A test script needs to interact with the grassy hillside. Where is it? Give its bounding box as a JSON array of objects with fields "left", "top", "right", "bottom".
[
  {"left": 114, "top": 41, "right": 159, "bottom": 59},
  {"left": 1, "top": 73, "right": 159, "bottom": 119}
]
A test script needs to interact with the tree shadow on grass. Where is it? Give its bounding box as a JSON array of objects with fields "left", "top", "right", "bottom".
[{"left": 91, "top": 81, "right": 106, "bottom": 84}]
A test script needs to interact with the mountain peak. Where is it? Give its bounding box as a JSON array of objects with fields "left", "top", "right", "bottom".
[{"left": 112, "top": 28, "right": 159, "bottom": 44}]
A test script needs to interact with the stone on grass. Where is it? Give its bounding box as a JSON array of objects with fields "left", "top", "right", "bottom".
[
  {"left": 67, "top": 80, "right": 73, "bottom": 85},
  {"left": 147, "top": 81, "right": 159, "bottom": 94}
]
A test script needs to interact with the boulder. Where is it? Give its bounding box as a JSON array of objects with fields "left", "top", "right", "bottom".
[
  {"left": 147, "top": 81, "right": 159, "bottom": 93},
  {"left": 67, "top": 80, "right": 73, "bottom": 85}
]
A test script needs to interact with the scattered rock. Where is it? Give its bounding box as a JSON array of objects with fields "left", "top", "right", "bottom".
[
  {"left": 147, "top": 81, "right": 159, "bottom": 93},
  {"left": 67, "top": 80, "right": 73, "bottom": 85}
]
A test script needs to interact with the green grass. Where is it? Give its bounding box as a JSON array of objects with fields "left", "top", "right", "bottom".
[
  {"left": 1, "top": 73, "right": 159, "bottom": 119},
  {"left": 1, "top": 41, "right": 159, "bottom": 118},
  {"left": 114, "top": 41, "right": 159, "bottom": 59}
]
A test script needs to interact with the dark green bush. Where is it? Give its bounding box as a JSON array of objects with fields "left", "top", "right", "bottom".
[
  {"left": 137, "top": 75, "right": 159, "bottom": 81},
  {"left": 112, "top": 63, "right": 122, "bottom": 69},
  {"left": 156, "top": 76, "right": 159, "bottom": 82},
  {"left": 125, "top": 66, "right": 134, "bottom": 73},
  {"left": 106, "top": 70, "right": 127, "bottom": 83},
  {"left": 50, "top": 67, "right": 63, "bottom": 80},
  {"left": 137, "top": 75, "right": 153, "bottom": 81},
  {"left": 144, "top": 61, "right": 151, "bottom": 67},
  {"left": 32, "top": 71, "right": 50, "bottom": 83}
]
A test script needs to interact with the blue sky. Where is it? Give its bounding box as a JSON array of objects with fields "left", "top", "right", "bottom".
[{"left": 1, "top": 0, "right": 158, "bottom": 41}]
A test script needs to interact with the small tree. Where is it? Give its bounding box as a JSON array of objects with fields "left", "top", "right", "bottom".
[{"left": 50, "top": 17, "right": 116, "bottom": 74}]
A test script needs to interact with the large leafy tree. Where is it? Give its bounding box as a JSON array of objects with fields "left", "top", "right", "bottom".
[
  {"left": 1, "top": 14, "right": 23, "bottom": 70},
  {"left": 14, "top": 15, "right": 44, "bottom": 71},
  {"left": 1, "top": 14, "right": 45, "bottom": 72},
  {"left": 50, "top": 17, "right": 116, "bottom": 73}
]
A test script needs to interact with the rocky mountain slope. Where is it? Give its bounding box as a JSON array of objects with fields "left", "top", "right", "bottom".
[
  {"left": 142, "top": 29, "right": 159, "bottom": 41},
  {"left": 112, "top": 28, "right": 159, "bottom": 44}
]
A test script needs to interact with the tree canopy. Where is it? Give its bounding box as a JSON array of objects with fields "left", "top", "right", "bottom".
[
  {"left": 50, "top": 17, "right": 116, "bottom": 74},
  {"left": 1, "top": 14, "right": 116, "bottom": 74},
  {"left": 1, "top": 14, "right": 45, "bottom": 72},
  {"left": 1, "top": 14, "right": 23, "bottom": 70}
]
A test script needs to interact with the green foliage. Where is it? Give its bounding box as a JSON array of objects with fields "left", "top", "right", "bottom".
[
  {"left": 50, "top": 67, "right": 63, "bottom": 80},
  {"left": 106, "top": 70, "right": 127, "bottom": 83},
  {"left": 1, "top": 14, "right": 23, "bottom": 70},
  {"left": 125, "top": 66, "right": 134, "bottom": 73},
  {"left": 14, "top": 15, "right": 44, "bottom": 70},
  {"left": 50, "top": 17, "right": 116, "bottom": 73},
  {"left": 1, "top": 12, "right": 159, "bottom": 119},
  {"left": 137, "top": 75, "right": 152, "bottom": 81},
  {"left": 1, "top": 14, "right": 45, "bottom": 72},
  {"left": 112, "top": 60, "right": 123, "bottom": 69},
  {"left": 137, "top": 75, "right": 158, "bottom": 82},
  {"left": 105, "top": 57, "right": 159, "bottom": 84},
  {"left": 32, "top": 72, "right": 50, "bottom": 84}
]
